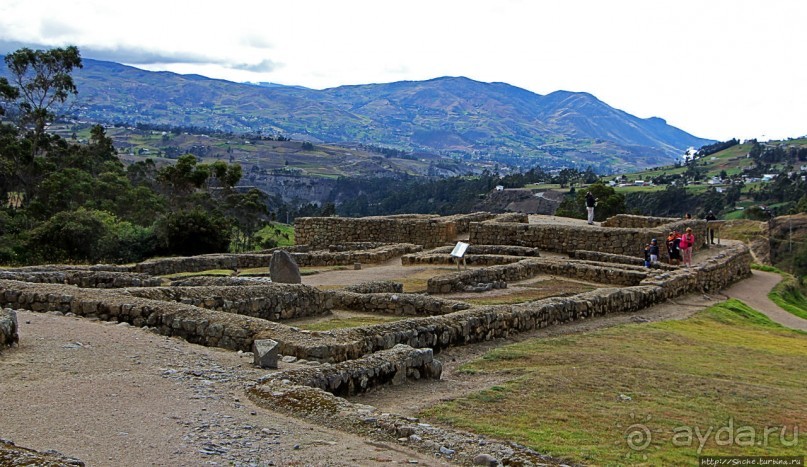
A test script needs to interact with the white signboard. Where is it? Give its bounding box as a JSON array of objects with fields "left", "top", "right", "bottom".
[{"left": 450, "top": 242, "right": 469, "bottom": 258}]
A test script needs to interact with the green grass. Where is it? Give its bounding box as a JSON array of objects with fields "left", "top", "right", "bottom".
[
  {"left": 419, "top": 300, "right": 807, "bottom": 465},
  {"left": 768, "top": 272, "right": 807, "bottom": 321},
  {"left": 161, "top": 269, "right": 234, "bottom": 279},
  {"left": 295, "top": 315, "right": 402, "bottom": 331},
  {"left": 256, "top": 223, "right": 295, "bottom": 248}
]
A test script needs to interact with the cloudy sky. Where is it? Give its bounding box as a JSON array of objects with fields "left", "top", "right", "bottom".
[{"left": 1, "top": 0, "right": 805, "bottom": 142}]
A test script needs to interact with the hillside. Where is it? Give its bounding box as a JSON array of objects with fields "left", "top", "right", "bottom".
[{"left": 2, "top": 57, "right": 713, "bottom": 173}]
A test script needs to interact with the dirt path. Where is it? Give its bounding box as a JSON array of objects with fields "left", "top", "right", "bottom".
[
  {"left": 0, "top": 313, "right": 441, "bottom": 466},
  {"left": 722, "top": 269, "right": 807, "bottom": 331}
]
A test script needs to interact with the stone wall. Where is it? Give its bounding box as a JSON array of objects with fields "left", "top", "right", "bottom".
[
  {"left": 427, "top": 257, "right": 649, "bottom": 294},
  {"left": 401, "top": 244, "right": 540, "bottom": 266},
  {"left": 134, "top": 253, "right": 273, "bottom": 276},
  {"left": 426, "top": 245, "right": 541, "bottom": 256},
  {"left": 601, "top": 214, "right": 680, "bottom": 228},
  {"left": 401, "top": 253, "right": 525, "bottom": 267},
  {"left": 124, "top": 284, "right": 332, "bottom": 321},
  {"left": 0, "top": 308, "right": 18, "bottom": 349},
  {"left": 568, "top": 250, "right": 677, "bottom": 271},
  {"left": 291, "top": 243, "right": 421, "bottom": 267},
  {"left": 295, "top": 216, "right": 458, "bottom": 249},
  {"left": 329, "top": 291, "right": 471, "bottom": 316},
  {"left": 0, "top": 279, "right": 290, "bottom": 352},
  {"left": 0, "top": 270, "right": 162, "bottom": 288},
  {"left": 469, "top": 217, "right": 708, "bottom": 259},
  {"left": 169, "top": 276, "right": 270, "bottom": 287},
  {"left": 257, "top": 344, "right": 441, "bottom": 397},
  {"left": 0, "top": 243, "right": 751, "bottom": 365},
  {"left": 342, "top": 280, "right": 403, "bottom": 294}
]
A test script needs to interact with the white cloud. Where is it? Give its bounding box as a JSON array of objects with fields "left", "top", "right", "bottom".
[{"left": 1, "top": 0, "right": 805, "bottom": 141}]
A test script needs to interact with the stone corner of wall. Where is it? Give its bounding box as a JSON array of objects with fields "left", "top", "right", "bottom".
[{"left": 0, "top": 308, "right": 19, "bottom": 349}]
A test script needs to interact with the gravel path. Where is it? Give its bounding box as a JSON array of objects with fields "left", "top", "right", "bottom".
[{"left": 0, "top": 312, "right": 440, "bottom": 466}]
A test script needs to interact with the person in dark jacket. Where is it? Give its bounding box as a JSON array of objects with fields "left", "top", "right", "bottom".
[
  {"left": 705, "top": 210, "right": 717, "bottom": 244},
  {"left": 649, "top": 238, "right": 660, "bottom": 265},
  {"left": 585, "top": 191, "right": 597, "bottom": 225}
]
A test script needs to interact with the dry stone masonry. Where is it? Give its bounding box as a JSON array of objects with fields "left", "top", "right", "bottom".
[
  {"left": 124, "top": 284, "right": 332, "bottom": 321},
  {"left": 0, "top": 308, "right": 18, "bottom": 349},
  {"left": 0, "top": 211, "right": 755, "bottom": 467}
]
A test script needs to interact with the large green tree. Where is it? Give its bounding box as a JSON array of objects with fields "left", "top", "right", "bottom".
[{"left": 3, "top": 46, "right": 82, "bottom": 156}]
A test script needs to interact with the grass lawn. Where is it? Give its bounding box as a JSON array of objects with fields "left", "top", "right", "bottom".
[
  {"left": 419, "top": 300, "right": 807, "bottom": 465},
  {"left": 294, "top": 314, "right": 403, "bottom": 331},
  {"left": 162, "top": 269, "right": 233, "bottom": 279},
  {"left": 256, "top": 223, "right": 295, "bottom": 248},
  {"left": 461, "top": 279, "right": 595, "bottom": 306}
]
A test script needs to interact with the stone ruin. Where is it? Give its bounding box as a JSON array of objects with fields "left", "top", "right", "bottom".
[{"left": 0, "top": 211, "right": 752, "bottom": 465}]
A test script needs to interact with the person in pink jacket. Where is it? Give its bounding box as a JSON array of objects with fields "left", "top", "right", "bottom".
[{"left": 679, "top": 227, "right": 695, "bottom": 267}]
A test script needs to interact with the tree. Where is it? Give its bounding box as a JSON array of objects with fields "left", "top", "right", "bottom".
[
  {"left": 154, "top": 209, "right": 231, "bottom": 256},
  {"left": 3, "top": 46, "right": 82, "bottom": 155},
  {"left": 555, "top": 182, "right": 625, "bottom": 221}
]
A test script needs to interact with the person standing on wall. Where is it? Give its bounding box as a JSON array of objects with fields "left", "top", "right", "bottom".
[
  {"left": 679, "top": 227, "right": 695, "bottom": 268},
  {"left": 585, "top": 191, "right": 597, "bottom": 225},
  {"left": 705, "top": 210, "right": 717, "bottom": 244}
]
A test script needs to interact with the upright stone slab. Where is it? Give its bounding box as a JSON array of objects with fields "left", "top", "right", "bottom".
[
  {"left": 269, "top": 250, "right": 301, "bottom": 284},
  {"left": 253, "top": 338, "right": 279, "bottom": 369}
]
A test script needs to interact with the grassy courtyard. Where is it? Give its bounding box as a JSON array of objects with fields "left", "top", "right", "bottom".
[{"left": 420, "top": 300, "right": 807, "bottom": 465}]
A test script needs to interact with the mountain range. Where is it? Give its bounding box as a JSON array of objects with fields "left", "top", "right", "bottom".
[{"left": 4, "top": 57, "right": 714, "bottom": 172}]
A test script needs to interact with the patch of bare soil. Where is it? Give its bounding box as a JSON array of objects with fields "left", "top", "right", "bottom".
[{"left": 0, "top": 312, "right": 442, "bottom": 466}]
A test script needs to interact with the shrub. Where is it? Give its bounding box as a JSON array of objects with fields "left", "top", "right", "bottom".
[{"left": 154, "top": 209, "right": 231, "bottom": 256}]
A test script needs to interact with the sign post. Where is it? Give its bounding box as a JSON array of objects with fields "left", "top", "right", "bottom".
[{"left": 450, "top": 242, "right": 469, "bottom": 271}]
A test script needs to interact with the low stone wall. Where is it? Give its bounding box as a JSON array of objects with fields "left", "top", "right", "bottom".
[
  {"left": 326, "top": 242, "right": 392, "bottom": 252},
  {"left": 295, "top": 216, "right": 457, "bottom": 249},
  {"left": 402, "top": 244, "right": 540, "bottom": 266},
  {"left": 569, "top": 249, "right": 647, "bottom": 266},
  {"left": 169, "top": 276, "right": 270, "bottom": 287},
  {"left": 134, "top": 253, "right": 273, "bottom": 276},
  {"left": 569, "top": 250, "right": 677, "bottom": 270},
  {"left": 0, "top": 308, "right": 18, "bottom": 349},
  {"left": 0, "top": 270, "right": 162, "bottom": 288},
  {"left": 342, "top": 280, "right": 403, "bottom": 294},
  {"left": 291, "top": 243, "right": 421, "bottom": 267},
  {"left": 443, "top": 212, "right": 500, "bottom": 233},
  {"left": 427, "top": 257, "right": 649, "bottom": 294},
  {"left": 601, "top": 214, "right": 680, "bottom": 228},
  {"left": 124, "top": 284, "right": 332, "bottom": 321},
  {"left": 427, "top": 245, "right": 540, "bottom": 256},
  {"left": 0, "top": 279, "right": 294, "bottom": 352},
  {"left": 469, "top": 217, "right": 708, "bottom": 260},
  {"left": 258, "top": 344, "right": 441, "bottom": 397},
  {"left": 249, "top": 381, "right": 551, "bottom": 466},
  {"left": 0, "top": 244, "right": 751, "bottom": 365},
  {"left": 329, "top": 291, "right": 471, "bottom": 316},
  {"left": 401, "top": 253, "right": 525, "bottom": 266}
]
